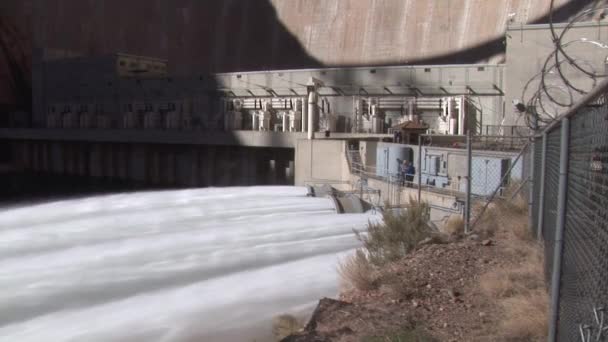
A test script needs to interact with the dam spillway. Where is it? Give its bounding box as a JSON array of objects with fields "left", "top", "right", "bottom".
[{"left": 0, "top": 186, "right": 377, "bottom": 342}]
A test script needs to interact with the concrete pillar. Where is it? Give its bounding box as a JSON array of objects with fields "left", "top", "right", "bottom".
[
  {"left": 282, "top": 114, "right": 288, "bottom": 132},
  {"left": 151, "top": 150, "right": 161, "bottom": 184},
  {"left": 31, "top": 142, "right": 40, "bottom": 172},
  {"left": 51, "top": 142, "right": 63, "bottom": 174},
  {"left": 21, "top": 142, "right": 30, "bottom": 170},
  {"left": 176, "top": 148, "right": 198, "bottom": 186},
  {"left": 41, "top": 143, "right": 49, "bottom": 172},
  {"left": 89, "top": 144, "right": 101, "bottom": 178},
  {"left": 130, "top": 145, "right": 147, "bottom": 182},
  {"left": 165, "top": 148, "right": 176, "bottom": 185},
  {"left": 99, "top": 144, "right": 108, "bottom": 178},
  {"left": 78, "top": 144, "right": 88, "bottom": 176},
  {"left": 116, "top": 144, "right": 127, "bottom": 180},
  {"left": 287, "top": 160, "right": 295, "bottom": 184},
  {"left": 66, "top": 144, "right": 75, "bottom": 175}
]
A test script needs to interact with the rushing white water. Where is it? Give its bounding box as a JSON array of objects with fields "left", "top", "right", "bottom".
[{"left": 0, "top": 186, "right": 376, "bottom": 342}]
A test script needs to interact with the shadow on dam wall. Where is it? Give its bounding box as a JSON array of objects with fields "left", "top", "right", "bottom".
[
  {"left": 0, "top": 0, "right": 315, "bottom": 201},
  {"left": 25, "top": 0, "right": 322, "bottom": 73},
  {"left": 0, "top": 0, "right": 601, "bottom": 203}
]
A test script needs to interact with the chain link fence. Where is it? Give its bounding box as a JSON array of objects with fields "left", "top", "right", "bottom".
[
  {"left": 530, "top": 84, "right": 607, "bottom": 341},
  {"left": 466, "top": 135, "right": 531, "bottom": 235}
]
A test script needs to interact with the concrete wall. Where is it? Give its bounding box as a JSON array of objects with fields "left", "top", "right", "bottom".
[
  {"left": 505, "top": 21, "right": 608, "bottom": 126},
  {"left": 359, "top": 141, "right": 378, "bottom": 169},
  {"left": 0, "top": 129, "right": 307, "bottom": 149},
  {"left": 13, "top": 0, "right": 598, "bottom": 72},
  {"left": 1, "top": 0, "right": 603, "bottom": 117},
  {"left": 295, "top": 139, "right": 349, "bottom": 186}
]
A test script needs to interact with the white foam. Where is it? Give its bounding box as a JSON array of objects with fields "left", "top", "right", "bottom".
[{"left": 0, "top": 186, "right": 377, "bottom": 341}]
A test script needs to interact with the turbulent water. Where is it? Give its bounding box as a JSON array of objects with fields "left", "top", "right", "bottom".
[{"left": 0, "top": 186, "right": 376, "bottom": 342}]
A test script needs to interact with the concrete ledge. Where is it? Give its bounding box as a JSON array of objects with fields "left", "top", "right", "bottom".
[{"left": 0, "top": 129, "right": 306, "bottom": 148}]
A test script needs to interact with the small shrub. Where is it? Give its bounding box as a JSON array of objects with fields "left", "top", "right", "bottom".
[
  {"left": 382, "top": 274, "right": 415, "bottom": 300},
  {"left": 356, "top": 199, "right": 433, "bottom": 266},
  {"left": 338, "top": 249, "right": 377, "bottom": 291},
  {"left": 511, "top": 219, "right": 533, "bottom": 241},
  {"left": 272, "top": 314, "right": 303, "bottom": 341},
  {"left": 443, "top": 215, "right": 464, "bottom": 238},
  {"left": 509, "top": 193, "right": 529, "bottom": 214},
  {"left": 472, "top": 203, "right": 499, "bottom": 237}
]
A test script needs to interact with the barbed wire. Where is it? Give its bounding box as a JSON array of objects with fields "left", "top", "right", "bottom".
[{"left": 521, "top": 1, "right": 608, "bottom": 130}]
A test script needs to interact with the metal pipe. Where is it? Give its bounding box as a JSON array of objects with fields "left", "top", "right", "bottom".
[
  {"left": 464, "top": 130, "right": 472, "bottom": 234},
  {"left": 548, "top": 118, "right": 570, "bottom": 342},
  {"left": 301, "top": 97, "right": 308, "bottom": 133},
  {"left": 308, "top": 91, "right": 318, "bottom": 140},
  {"left": 528, "top": 136, "right": 535, "bottom": 234},
  {"left": 418, "top": 134, "right": 422, "bottom": 203},
  {"left": 537, "top": 133, "right": 547, "bottom": 241},
  {"left": 528, "top": 117, "right": 538, "bottom": 237}
]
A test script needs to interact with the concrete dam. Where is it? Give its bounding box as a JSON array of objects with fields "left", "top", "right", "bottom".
[{"left": 1, "top": 1, "right": 607, "bottom": 341}]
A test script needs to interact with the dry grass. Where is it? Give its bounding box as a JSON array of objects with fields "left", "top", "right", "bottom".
[
  {"left": 356, "top": 198, "right": 434, "bottom": 266},
  {"left": 473, "top": 192, "right": 532, "bottom": 240},
  {"left": 500, "top": 290, "right": 549, "bottom": 341},
  {"left": 443, "top": 215, "right": 464, "bottom": 238},
  {"left": 480, "top": 252, "right": 544, "bottom": 299},
  {"left": 338, "top": 249, "right": 377, "bottom": 291},
  {"left": 475, "top": 189, "right": 548, "bottom": 341},
  {"left": 472, "top": 203, "right": 499, "bottom": 238},
  {"left": 272, "top": 314, "right": 304, "bottom": 341},
  {"left": 509, "top": 193, "right": 529, "bottom": 214},
  {"left": 478, "top": 198, "right": 548, "bottom": 342}
]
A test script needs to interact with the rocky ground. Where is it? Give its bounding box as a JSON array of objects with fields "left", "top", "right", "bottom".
[{"left": 281, "top": 229, "right": 540, "bottom": 342}]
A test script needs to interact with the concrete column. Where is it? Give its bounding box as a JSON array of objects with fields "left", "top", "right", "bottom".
[
  {"left": 116, "top": 144, "right": 127, "bottom": 180},
  {"left": 105, "top": 145, "right": 114, "bottom": 179},
  {"left": 100, "top": 144, "right": 109, "bottom": 178},
  {"left": 89, "top": 144, "right": 101, "bottom": 178},
  {"left": 130, "top": 145, "right": 147, "bottom": 182},
  {"left": 76, "top": 144, "right": 84, "bottom": 176},
  {"left": 42, "top": 143, "right": 50, "bottom": 172},
  {"left": 65, "top": 144, "right": 75, "bottom": 175},
  {"left": 32, "top": 142, "right": 40, "bottom": 172},
  {"left": 287, "top": 160, "right": 295, "bottom": 184},
  {"left": 166, "top": 148, "right": 176, "bottom": 185},
  {"left": 198, "top": 148, "right": 209, "bottom": 187},
  {"left": 282, "top": 114, "right": 288, "bottom": 132},
  {"left": 51, "top": 142, "right": 63, "bottom": 174},
  {"left": 151, "top": 150, "right": 161, "bottom": 184}
]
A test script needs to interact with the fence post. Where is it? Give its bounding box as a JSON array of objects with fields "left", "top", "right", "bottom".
[
  {"left": 418, "top": 135, "right": 422, "bottom": 203},
  {"left": 548, "top": 118, "right": 570, "bottom": 342},
  {"left": 464, "top": 130, "right": 472, "bottom": 234},
  {"left": 537, "top": 133, "right": 547, "bottom": 241},
  {"left": 528, "top": 118, "right": 538, "bottom": 234}
]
